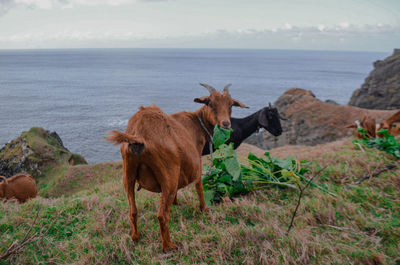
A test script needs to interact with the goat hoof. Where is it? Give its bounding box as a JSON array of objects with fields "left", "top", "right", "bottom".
[
  {"left": 201, "top": 206, "right": 209, "bottom": 212},
  {"left": 162, "top": 243, "right": 178, "bottom": 252},
  {"left": 131, "top": 232, "right": 140, "bottom": 242}
]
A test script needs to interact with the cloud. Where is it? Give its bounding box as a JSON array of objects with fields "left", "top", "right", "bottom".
[
  {"left": 0, "top": 22, "right": 398, "bottom": 51},
  {"left": 0, "top": 0, "right": 15, "bottom": 16},
  {"left": 0, "top": 0, "right": 166, "bottom": 15}
]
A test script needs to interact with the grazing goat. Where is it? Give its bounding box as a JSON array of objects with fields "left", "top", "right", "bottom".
[
  {"left": 377, "top": 110, "right": 400, "bottom": 137},
  {"left": 202, "top": 103, "right": 284, "bottom": 155},
  {"left": 346, "top": 111, "right": 400, "bottom": 139},
  {"left": 345, "top": 116, "right": 377, "bottom": 139},
  {"left": 106, "top": 83, "right": 247, "bottom": 252},
  {"left": 0, "top": 174, "right": 38, "bottom": 203}
]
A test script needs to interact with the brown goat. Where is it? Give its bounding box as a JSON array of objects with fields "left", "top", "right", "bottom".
[
  {"left": 106, "top": 83, "right": 247, "bottom": 252},
  {"left": 345, "top": 115, "right": 377, "bottom": 139},
  {"left": 377, "top": 110, "right": 400, "bottom": 137},
  {"left": 0, "top": 174, "right": 38, "bottom": 203},
  {"left": 346, "top": 111, "right": 400, "bottom": 139}
]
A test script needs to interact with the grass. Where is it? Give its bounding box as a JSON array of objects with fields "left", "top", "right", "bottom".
[{"left": 1, "top": 139, "right": 400, "bottom": 264}]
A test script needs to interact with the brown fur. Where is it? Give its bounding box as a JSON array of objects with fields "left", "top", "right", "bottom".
[
  {"left": 106, "top": 87, "right": 247, "bottom": 252},
  {"left": 345, "top": 116, "right": 376, "bottom": 139},
  {"left": 361, "top": 116, "right": 377, "bottom": 138},
  {"left": 345, "top": 111, "right": 400, "bottom": 139},
  {"left": 0, "top": 174, "right": 38, "bottom": 203},
  {"left": 378, "top": 110, "right": 400, "bottom": 137},
  {"left": 346, "top": 110, "right": 400, "bottom": 139}
]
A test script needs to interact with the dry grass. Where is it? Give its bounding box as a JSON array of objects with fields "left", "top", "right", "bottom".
[{"left": 1, "top": 139, "right": 399, "bottom": 264}]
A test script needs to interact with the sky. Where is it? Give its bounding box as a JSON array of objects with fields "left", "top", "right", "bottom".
[{"left": 0, "top": 0, "right": 399, "bottom": 51}]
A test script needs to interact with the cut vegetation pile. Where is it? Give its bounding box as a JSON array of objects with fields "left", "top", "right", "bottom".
[
  {"left": 1, "top": 133, "right": 400, "bottom": 264},
  {"left": 354, "top": 128, "right": 400, "bottom": 158},
  {"left": 202, "top": 126, "right": 333, "bottom": 205}
]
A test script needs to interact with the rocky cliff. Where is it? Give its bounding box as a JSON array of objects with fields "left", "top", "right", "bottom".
[
  {"left": 349, "top": 49, "right": 400, "bottom": 109},
  {"left": 0, "top": 127, "right": 87, "bottom": 178},
  {"left": 246, "top": 88, "right": 398, "bottom": 149}
]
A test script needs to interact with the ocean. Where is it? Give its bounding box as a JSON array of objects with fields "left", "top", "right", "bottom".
[{"left": 0, "top": 48, "right": 389, "bottom": 163}]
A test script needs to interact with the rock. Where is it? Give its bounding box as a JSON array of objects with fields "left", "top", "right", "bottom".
[
  {"left": 349, "top": 49, "right": 400, "bottom": 109},
  {"left": 0, "top": 127, "right": 87, "bottom": 178},
  {"left": 245, "top": 88, "right": 398, "bottom": 149},
  {"left": 325, "top": 99, "right": 339, "bottom": 105}
]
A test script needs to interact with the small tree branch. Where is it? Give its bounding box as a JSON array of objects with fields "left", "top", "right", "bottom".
[
  {"left": 21, "top": 205, "right": 41, "bottom": 243},
  {"left": 0, "top": 206, "right": 62, "bottom": 261},
  {"left": 355, "top": 163, "right": 397, "bottom": 184},
  {"left": 287, "top": 166, "right": 328, "bottom": 235}
]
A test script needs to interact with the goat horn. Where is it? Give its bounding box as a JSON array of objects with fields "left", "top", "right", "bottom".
[
  {"left": 0, "top": 176, "right": 8, "bottom": 185},
  {"left": 269, "top": 102, "right": 273, "bottom": 108},
  {"left": 199, "top": 83, "right": 217, "bottom": 94},
  {"left": 223, "top": 83, "right": 232, "bottom": 94}
]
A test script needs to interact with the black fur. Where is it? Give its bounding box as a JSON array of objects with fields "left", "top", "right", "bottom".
[{"left": 202, "top": 106, "right": 283, "bottom": 155}]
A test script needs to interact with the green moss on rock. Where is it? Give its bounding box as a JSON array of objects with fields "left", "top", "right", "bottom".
[{"left": 0, "top": 127, "right": 87, "bottom": 178}]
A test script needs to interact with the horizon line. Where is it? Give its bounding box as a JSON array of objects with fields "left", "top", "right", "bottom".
[{"left": 0, "top": 47, "right": 394, "bottom": 53}]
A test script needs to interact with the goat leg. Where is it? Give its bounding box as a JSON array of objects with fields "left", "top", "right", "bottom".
[
  {"left": 195, "top": 180, "right": 209, "bottom": 212},
  {"left": 173, "top": 195, "right": 178, "bottom": 205},
  {"left": 122, "top": 159, "right": 140, "bottom": 242},
  {"left": 157, "top": 190, "right": 178, "bottom": 252}
]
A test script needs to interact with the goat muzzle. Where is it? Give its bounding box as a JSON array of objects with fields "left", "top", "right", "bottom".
[{"left": 221, "top": 121, "right": 231, "bottom": 129}]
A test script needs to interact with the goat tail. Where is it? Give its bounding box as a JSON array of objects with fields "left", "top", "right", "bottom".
[
  {"left": 106, "top": 130, "right": 144, "bottom": 145},
  {"left": 106, "top": 130, "right": 145, "bottom": 155},
  {"left": 0, "top": 176, "right": 8, "bottom": 185}
]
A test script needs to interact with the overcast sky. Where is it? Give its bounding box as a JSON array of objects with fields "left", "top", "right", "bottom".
[{"left": 0, "top": 0, "right": 399, "bottom": 51}]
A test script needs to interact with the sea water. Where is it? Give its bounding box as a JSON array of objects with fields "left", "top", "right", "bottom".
[{"left": 0, "top": 48, "right": 388, "bottom": 163}]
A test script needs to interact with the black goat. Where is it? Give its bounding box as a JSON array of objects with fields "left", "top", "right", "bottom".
[{"left": 202, "top": 104, "right": 285, "bottom": 155}]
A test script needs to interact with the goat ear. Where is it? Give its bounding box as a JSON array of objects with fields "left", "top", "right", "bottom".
[
  {"left": 258, "top": 109, "right": 269, "bottom": 128},
  {"left": 232, "top": 99, "right": 249, "bottom": 108},
  {"left": 194, "top": 96, "right": 210, "bottom": 105}
]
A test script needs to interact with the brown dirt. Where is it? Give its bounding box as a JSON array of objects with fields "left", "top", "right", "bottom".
[{"left": 237, "top": 138, "right": 350, "bottom": 161}]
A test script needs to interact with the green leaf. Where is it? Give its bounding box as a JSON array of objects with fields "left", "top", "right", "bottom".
[
  {"left": 272, "top": 157, "right": 293, "bottom": 170},
  {"left": 213, "top": 144, "right": 236, "bottom": 159},
  {"left": 248, "top": 152, "right": 260, "bottom": 162},
  {"left": 213, "top": 125, "right": 233, "bottom": 148},
  {"left": 218, "top": 174, "right": 233, "bottom": 184},
  {"left": 224, "top": 157, "right": 241, "bottom": 181},
  {"left": 203, "top": 190, "right": 216, "bottom": 207}
]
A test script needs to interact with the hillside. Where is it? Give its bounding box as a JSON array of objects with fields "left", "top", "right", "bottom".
[
  {"left": 0, "top": 127, "right": 86, "bottom": 178},
  {"left": 349, "top": 49, "right": 400, "bottom": 110},
  {"left": 246, "top": 88, "right": 398, "bottom": 150},
  {"left": 1, "top": 137, "right": 399, "bottom": 264}
]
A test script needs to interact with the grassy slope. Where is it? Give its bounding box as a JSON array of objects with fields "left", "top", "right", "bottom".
[
  {"left": 0, "top": 127, "right": 86, "bottom": 178},
  {"left": 1, "top": 139, "right": 399, "bottom": 265}
]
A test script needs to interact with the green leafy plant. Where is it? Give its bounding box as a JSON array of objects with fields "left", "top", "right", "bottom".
[
  {"left": 242, "top": 152, "right": 334, "bottom": 196},
  {"left": 202, "top": 126, "right": 250, "bottom": 206},
  {"left": 202, "top": 126, "right": 334, "bottom": 206},
  {"left": 353, "top": 128, "right": 400, "bottom": 159},
  {"left": 242, "top": 152, "right": 308, "bottom": 190}
]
